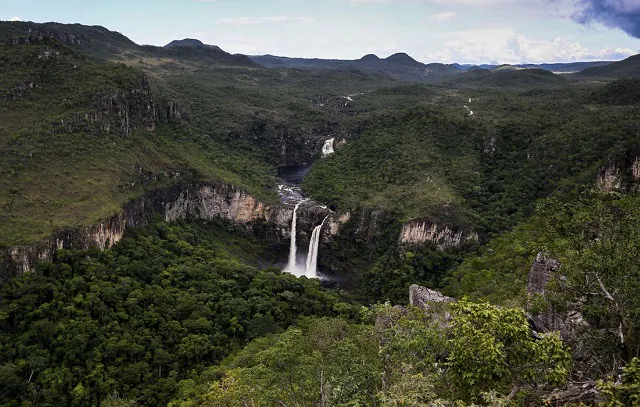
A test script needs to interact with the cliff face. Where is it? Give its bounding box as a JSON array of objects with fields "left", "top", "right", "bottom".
[
  {"left": 1, "top": 181, "right": 346, "bottom": 280},
  {"left": 597, "top": 146, "right": 640, "bottom": 193},
  {"left": 409, "top": 284, "right": 455, "bottom": 308},
  {"left": 399, "top": 220, "right": 478, "bottom": 250},
  {"left": 525, "top": 253, "right": 588, "bottom": 340},
  {"left": 1, "top": 183, "right": 296, "bottom": 279}
]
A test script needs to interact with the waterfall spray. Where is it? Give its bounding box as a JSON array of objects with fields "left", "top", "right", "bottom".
[
  {"left": 322, "top": 138, "right": 335, "bottom": 157},
  {"left": 305, "top": 216, "right": 329, "bottom": 278}
]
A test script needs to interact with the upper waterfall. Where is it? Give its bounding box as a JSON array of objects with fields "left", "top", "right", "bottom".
[{"left": 322, "top": 138, "right": 335, "bottom": 157}]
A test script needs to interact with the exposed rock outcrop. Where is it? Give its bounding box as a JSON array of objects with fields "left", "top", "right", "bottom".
[
  {"left": 597, "top": 145, "right": 640, "bottom": 193},
  {"left": 526, "top": 253, "right": 588, "bottom": 339},
  {"left": 409, "top": 284, "right": 455, "bottom": 308},
  {"left": 597, "top": 164, "right": 622, "bottom": 193},
  {"left": 544, "top": 382, "right": 601, "bottom": 406},
  {"left": 400, "top": 220, "right": 478, "bottom": 250},
  {"left": 327, "top": 212, "right": 351, "bottom": 236}
]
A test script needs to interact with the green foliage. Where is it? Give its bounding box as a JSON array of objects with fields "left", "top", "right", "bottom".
[
  {"left": 173, "top": 318, "right": 380, "bottom": 407},
  {"left": 364, "top": 244, "right": 472, "bottom": 304},
  {"left": 450, "top": 68, "right": 567, "bottom": 89},
  {"left": 176, "top": 302, "right": 570, "bottom": 406},
  {"left": 541, "top": 193, "right": 640, "bottom": 363},
  {"left": 446, "top": 191, "right": 640, "bottom": 376},
  {"left": 443, "top": 215, "right": 549, "bottom": 305},
  {"left": 589, "top": 79, "right": 640, "bottom": 106},
  {"left": 599, "top": 358, "right": 640, "bottom": 406},
  {"left": 303, "top": 108, "right": 479, "bottom": 225},
  {"left": 0, "top": 219, "right": 347, "bottom": 406},
  {"left": 447, "top": 301, "right": 570, "bottom": 402},
  {"left": 0, "top": 40, "right": 279, "bottom": 246}
]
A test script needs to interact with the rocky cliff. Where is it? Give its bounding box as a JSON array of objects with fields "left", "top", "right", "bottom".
[
  {"left": 525, "top": 252, "right": 588, "bottom": 340},
  {"left": 399, "top": 220, "right": 478, "bottom": 250},
  {"left": 597, "top": 145, "right": 640, "bottom": 193},
  {"left": 409, "top": 284, "right": 455, "bottom": 308},
  {"left": 1, "top": 182, "right": 336, "bottom": 280}
]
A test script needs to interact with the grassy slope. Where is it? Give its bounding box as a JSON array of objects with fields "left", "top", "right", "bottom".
[
  {"left": 0, "top": 41, "right": 279, "bottom": 246},
  {"left": 0, "top": 28, "right": 401, "bottom": 247}
]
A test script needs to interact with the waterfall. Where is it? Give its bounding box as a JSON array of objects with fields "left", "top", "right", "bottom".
[
  {"left": 305, "top": 216, "right": 329, "bottom": 278},
  {"left": 284, "top": 202, "right": 305, "bottom": 276},
  {"left": 322, "top": 138, "right": 335, "bottom": 157}
]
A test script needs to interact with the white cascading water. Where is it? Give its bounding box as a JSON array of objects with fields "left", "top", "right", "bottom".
[
  {"left": 284, "top": 202, "right": 305, "bottom": 276},
  {"left": 305, "top": 216, "right": 329, "bottom": 278},
  {"left": 322, "top": 138, "right": 335, "bottom": 157}
]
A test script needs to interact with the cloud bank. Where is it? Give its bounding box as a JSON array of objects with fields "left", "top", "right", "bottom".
[
  {"left": 218, "top": 16, "right": 314, "bottom": 26},
  {"left": 572, "top": 0, "right": 640, "bottom": 38}
]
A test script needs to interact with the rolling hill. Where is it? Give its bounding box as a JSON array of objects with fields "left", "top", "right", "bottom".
[
  {"left": 577, "top": 54, "right": 640, "bottom": 79},
  {"left": 251, "top": 52, "right": 463, "bottom": 83}
]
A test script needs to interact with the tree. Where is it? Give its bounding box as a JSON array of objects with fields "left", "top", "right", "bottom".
[
  {"left": 541, "top": 193, "right": 640, "bottom": 364},
  {"left": 599, "top": 357, "right": 640, "bottom": 407},
  {"left": 447, "top": 301, "right": 570, "bottom": 403}
]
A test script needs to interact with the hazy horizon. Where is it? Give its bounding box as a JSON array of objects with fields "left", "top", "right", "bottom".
[{"left": 4, "top": 0, "right": 640, "bottom": 65}]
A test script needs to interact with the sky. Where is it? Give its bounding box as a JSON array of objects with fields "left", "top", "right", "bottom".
[{"left": 3, "top": 0, "right": 640, "bottom": 64}]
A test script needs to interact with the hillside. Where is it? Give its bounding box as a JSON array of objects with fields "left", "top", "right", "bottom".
[
  {"left": 0, "top": 21, "right": 401, "bottom": 247},
  {"left": 456, "top": 61, "right": 613, "bottom": 73},
  {"left": 577, "top": 53, "right": 640, "bottom": 79},
  {"left": 448, "top": 68, "right": 567, "bottom": 88},
  {"left": 251, "top": 52, "right": 463, "bottom": 83}
]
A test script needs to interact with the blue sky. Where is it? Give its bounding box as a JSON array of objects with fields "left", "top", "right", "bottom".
[{"left": 3, "top": 0, "right": 640, "bottom": 64}]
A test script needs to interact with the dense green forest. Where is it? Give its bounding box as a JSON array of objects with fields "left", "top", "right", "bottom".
[
  {"left": 0, "top": 219, "right": 354, "bottom": 406},
  {"left": 2, "top": 20, "right": 640, "bottom": 406}
]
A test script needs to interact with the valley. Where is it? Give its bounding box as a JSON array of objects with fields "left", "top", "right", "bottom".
[{"left": 1, "top": 18, "right": 640, "bottom": 407}]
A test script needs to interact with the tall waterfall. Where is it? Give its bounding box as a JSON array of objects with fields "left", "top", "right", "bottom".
[
  {"left": 284, "top": 202, "right": 304, "bottom": 276},
  {"left": 305, "top": 216, "right": 328, "bottom": 278},
  {"left": 322, "top": 138, "right": 335, "bottom": 157}
]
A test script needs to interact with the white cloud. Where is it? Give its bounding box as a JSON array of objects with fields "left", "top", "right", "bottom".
[
  {"left": 218, "top": 16, "right": 314, "bottom": 26},
  {"left": 426, "top": 28, "right": 636, "bottom": 63},
  {"left": 427, "top": 12, "right": 458, "bottom": 22},
  {"left": 9, "top": 16, "right": 23, "bottom": 22}
]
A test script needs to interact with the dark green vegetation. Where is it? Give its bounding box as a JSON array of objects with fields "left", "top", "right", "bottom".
[
  {"left": 443, "top": 191, "right": 640, "bottom": 377},
  {"left": 578, "top": 54, "right": 640, "bottom": 79},
  {"left": 304, "top": 86, "right": 640, "bottom": 236},
  {"left": 172, "top": 302, "right": 569, "bottom": 406},
  {"left": 0, "top": 218, "right": 350, "bottom": 406},
  {"left": 0, "top": 37, "right": 278, "bottom": 246},
  {"left": 303, "top": 83, "right": 640, "bottom": 304},
  {"left": 449, "top": 67, "right": 568, "bottom": 88},
  {"left": 2, "top": 19, "right": 640, "bottom": 406}
]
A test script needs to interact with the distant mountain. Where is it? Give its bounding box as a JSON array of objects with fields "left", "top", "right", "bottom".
[
  {"left": 0, "top": 21, "right": 257, "bottom": 67},
  {"left": 577, "top": 54, "right": 640, "bottom": 79},
  {"left": 144, "top": 37, "right": 257, "bottom": 66},
  {"left": 518, "top": 61, "right": 613, "bottom": 73},
  {"left": 454, "top": 61, "right": 613, "bottom": 73},
  {"left": 164, "top": 38, "right": 219, "bottom": 50},
  {"left": 449, "top": 68, "right": 566, "bottom": 88},
  {"left": 384, "top": 52, "right": 423, "bottom": 67},
  {"left": 0, "top": 21, "right": 140, "bottom": 59},
  {"left": 250, "top": 53, "right": 462, "bottom": 83}
]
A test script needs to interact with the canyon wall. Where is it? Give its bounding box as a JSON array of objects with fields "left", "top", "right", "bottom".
[{"left": 399, "top": 220, "right": 478, "bottom": 250}]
